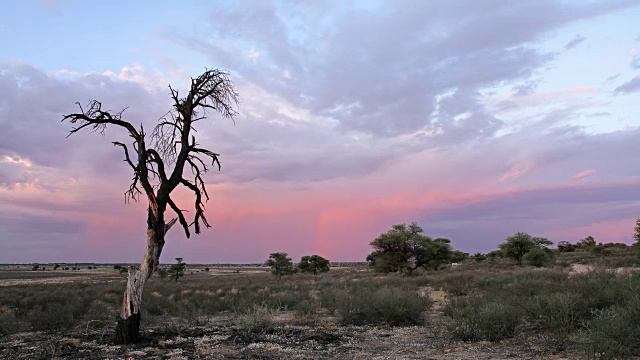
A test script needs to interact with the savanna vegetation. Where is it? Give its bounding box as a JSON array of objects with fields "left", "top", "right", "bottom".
[{"left": 2, "top": 220, "right": 640, "bottom": 359}]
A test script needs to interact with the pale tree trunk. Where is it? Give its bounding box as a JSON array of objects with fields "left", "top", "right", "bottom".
[{"left": 114, "top": 202, "right": 176, "bottom": 344}]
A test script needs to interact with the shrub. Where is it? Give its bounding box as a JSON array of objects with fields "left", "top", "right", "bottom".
[
  {"left": 295, "top": 299, "right": 320, "bottom": 324},
  {"left": 0, "top": 307, "right": 22, "bottom": 337},
  {"left": 445, "top": 297, "right": 521, "bottom": 342},
  {"left": 28, "top": 302, "right": 82, "bottom": 332},
  {"left": 319, "top": 287, "right": 341, "bottom": 315},
  {"left": 336, "top": 286, "right": 430, "bottom": 326},
  {"left": 232, "top": 304, "right": 274, "bottom": 343},
  {"left": 527, "top": 292, "right": 582, "bottom": 348},
  {"left": 574, "top": 295, "right": 640, "bottom": 359}
]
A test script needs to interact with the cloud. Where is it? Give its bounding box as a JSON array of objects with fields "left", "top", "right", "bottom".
[
  {"left": 102, "top": 65, "right": 170, "bottom": 91},
  {"left": 564, "top": 34, "right": 586, "bottom": 49},
  {"left": 2, "top": 2, "right": 640, "bottom": 262},
  {"left": 614, "top": 76, "right": 640, "bottom": 94},
  {"left": 573, "top": 169, "right": 595, "bottom": 181}
]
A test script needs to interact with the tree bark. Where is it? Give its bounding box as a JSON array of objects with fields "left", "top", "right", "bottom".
[{"left": 114, "top": 204, "right": 175, "bottom": 344}]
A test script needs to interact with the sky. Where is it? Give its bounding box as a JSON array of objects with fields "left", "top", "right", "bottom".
[{"left": 0, "top": 0, "right": 639, "bottom": 264}]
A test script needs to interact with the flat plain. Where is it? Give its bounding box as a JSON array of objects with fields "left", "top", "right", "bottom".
[{"left": 1, "top": 251, "right": 639, "bottom": 359}]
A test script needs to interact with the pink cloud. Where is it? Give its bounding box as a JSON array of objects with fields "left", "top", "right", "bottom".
[
  {"left": 573, "top": 169, "right": 595, "bottom": 181},
  {"left": 499, "top": 162, "right": 533, "bottom": 183}
]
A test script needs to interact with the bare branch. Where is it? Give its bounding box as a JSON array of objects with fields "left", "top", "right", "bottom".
[
  {"left": 179, "top": 178, "right": 210, "bottom": 234},
  {"left": 112, "top": 142, "right": 136, "bottom": 170},
  {"left": 190, "top": 69, "right": 240, "bottom": 121},
  {"left": 62, "top": 101, "right": 139, "bottom": 139},
  {"left": 165, "top": 218, "right": 178, "bottom": 233},
  {"left": 146, "top": 149, "right": 168, "bottom": 182},
  {"left": 167, "top": 197, "right": 191, "bottom": 238}
]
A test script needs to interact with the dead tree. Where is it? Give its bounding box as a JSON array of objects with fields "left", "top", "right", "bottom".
[{"left": 62, "top": 69, "right": 239, "bottom": 343}]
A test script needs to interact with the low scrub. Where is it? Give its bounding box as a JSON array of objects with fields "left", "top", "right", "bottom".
[
  {"left": 445, "top": 297, "right": 521, "bottom": 342},
  {"left": 334, "top": 285, "right": 431, "bottom": 326},
  {"left": 574, "top": 294, "right": 640, "bottom": 359},
  {"left": 232, "top": 304, "right": 274, "bottom": 343}
]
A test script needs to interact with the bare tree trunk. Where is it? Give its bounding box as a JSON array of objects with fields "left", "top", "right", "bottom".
[{"left": 114, "top": 205, "right": 175, "bottom": 344}]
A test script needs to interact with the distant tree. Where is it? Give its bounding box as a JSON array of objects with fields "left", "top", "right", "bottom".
[
  {"left": 523, "top": 247, "right": 555, "bottom": 267},
  {"left": 557, "top": 241, "right": 576, "bottom": 252},
  {"left": 576, "top": 236, "right": 596, "bottom": 250},
  {"left": 472, "top": 253, "right": 487, "bottom": 262},
  {"left": 32, "top": 265, "right": 39, "bottom": 271},
  {"left": 63, "top": 68, "right": 239, "bottom": 343},
  {"left": 367, "top": 223, "right": 458, "bottom": 273},
  {"left": 53, "top": 264, "right": 60, "bottom": 270},
  {"left": 169, "top": 258, "right": 186, "bottom": 282},
  {"left": 367, "top": 223, "right": 429, "bottom": 273},
  {"left": 449, "top": 249, "right": 469, "bottom": 263},
  {"left": 415, "top": 238, "right": 453, "bottom": 270},
  {"left": 298, "top": 255, "right": 330, "bottom": 275},
  {"left": 499, "top": 232, "right": 553, "bottom": 266},
  {"left": 265, "top": 252, "right": 296, "bottom": 279}
]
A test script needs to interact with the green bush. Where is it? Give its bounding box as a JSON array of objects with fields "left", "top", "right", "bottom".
[
  {"left": 445, "top": 297, "right": 522, "bottom": 342},
  {"left": 232, "top": 304, "right": 274, "bottom": 343},
  {"left": 336, "top": 285, "right": 430, "bottom": 326},
  {"left": 527, "top": 292, "right": 582, "bottom": 349},
  {"left": 0, "top": 308, "right": 22, "bottom": 337},
  {"left": 574, "top": 295, "right": 640, "bottom": 359},
  {"left": 295, "top": 299, "right": 320, "bottom": 324},
  {"left": 523, "top": 248, "right": 555, "bottom": 267},
  {"left": 319, "top": 287, "right": 341, "bottom": 315}
]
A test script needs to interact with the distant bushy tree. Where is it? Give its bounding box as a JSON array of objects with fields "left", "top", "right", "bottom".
[
  {"left": 473, "top": 253, "right": 487, "bottom": 262},
  {"left": 298, "top": 255, "right": 330, "bottom": 275},
  {"left": 449, "top": 250, "right": 469, "bottom": 263},
  {"left": 523, "top": 247, "right": 555, "bottom": 267},
  {"left": 416, "top": 238, "right": 453, "bottom": 270},
  {"left": 265, "top": 252, "right": 296, "bottom": 279},
  {"left": 499, "top": 232, "right": 553, "bottom": 266},
  {"left": 169, "top": 258, "right": 186, "bottom": 282},
  {"left": 366, "top": 223, "right": 457, "bottom": 273},
  {"left": 577, "top": 236, "right": 596, "bottom": 250},
  {"left": 557, "top": 241, "right": 577, "bottom": 252}
]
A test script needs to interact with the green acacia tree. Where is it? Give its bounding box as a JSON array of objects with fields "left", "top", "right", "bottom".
[
  {"left": 499, "top": 232, "right": 553, "bottom": 266},
  {"left": 366, "top": 222, "right": 455, "bottom": 273},
  {"left": 298, "top": 255, "right": 330, "bottom": 275},
  {"left": 169, "top": 258, "right": 185, "bottom": 282},
  {"left": 265, "top": 252, "right": 296, "bottom": 280}
]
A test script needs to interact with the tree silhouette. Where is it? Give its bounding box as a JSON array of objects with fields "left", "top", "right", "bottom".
[{"left": 62, "top": 69, "right": 239, "bottom": 343}]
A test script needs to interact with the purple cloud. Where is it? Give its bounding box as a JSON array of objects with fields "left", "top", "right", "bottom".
[
  {"left": 614, "top": 76, "right": 640, "bottom": 94},
  {"left": 564, "top": 34, "right": 586, "bottom": 49}
]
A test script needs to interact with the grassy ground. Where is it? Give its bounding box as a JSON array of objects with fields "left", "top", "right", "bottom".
[{"left": 1, "top": 249, "right": 639, "bottom": 359}]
